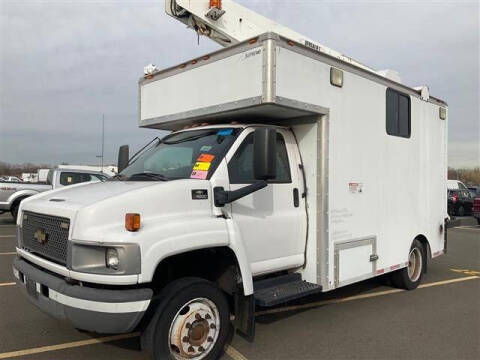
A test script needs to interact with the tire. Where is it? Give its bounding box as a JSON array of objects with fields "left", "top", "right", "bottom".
[
  {"left": 142, "top": 277, "right": 230, "bottom": 360},
  {"left": 390, "top": 239, "right": 425, "bottom": 290},
  {"left": 11, "top": 203, "right": 19, "bottom": 222},
  {"left": 457, "top": 206, "right": 465, "bottom": 217}
]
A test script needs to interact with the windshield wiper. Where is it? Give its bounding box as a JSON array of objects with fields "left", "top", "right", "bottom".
[
  {"left": 128, "top": 172, "right": 171, "bottom": 181},
  {"left": 108, "top": 174, "right": 129, "bottom": 181}
]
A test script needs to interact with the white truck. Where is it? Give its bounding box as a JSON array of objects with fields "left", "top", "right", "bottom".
[{"left": 13, "top": 1, "right": 449, "bottom": 359}]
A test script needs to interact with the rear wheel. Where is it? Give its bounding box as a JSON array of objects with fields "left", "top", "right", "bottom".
[
  {"left": 457, "top": 205, "right": 465, "bottom": 217},
  {"left": 391, "top": 240, "right": 425, "bottom": 290},
  {"left": 142, "top": 278, "right": 230, "bottom": 360}
]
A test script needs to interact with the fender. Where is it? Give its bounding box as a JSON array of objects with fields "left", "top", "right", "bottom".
[
  {"left": 138, "top": 215, "right": 254, "bottom": 296},
  {"left": 8, "top": 189, "right": 40, "bottom": 208}
]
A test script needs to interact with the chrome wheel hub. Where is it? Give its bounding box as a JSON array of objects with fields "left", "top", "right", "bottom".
[
  {"left": 407, "top": 247, "right": 422, "bottom": 282},
  {"left": 168, "top": 298, "right": 220, "bottom": 359}
]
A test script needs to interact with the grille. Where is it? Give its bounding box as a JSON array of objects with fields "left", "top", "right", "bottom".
[{"left": 22, "top": 211, "right": 70, "bottom": 265}]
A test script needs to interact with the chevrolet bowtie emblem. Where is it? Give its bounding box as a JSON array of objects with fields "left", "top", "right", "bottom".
[{"left": 33, "top": 229, "right": 48, "bottom": 244}]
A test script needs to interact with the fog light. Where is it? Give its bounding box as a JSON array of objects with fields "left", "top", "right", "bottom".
[{"left": 106, "top": 248, "right": 119, "bottom": 270}]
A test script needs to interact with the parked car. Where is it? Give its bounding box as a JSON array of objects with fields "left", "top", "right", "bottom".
[
  {"left": 447, "top": 179, "right": 469, "bottom": 190},
  {"left": 473, "top": 197, "right": 480, "bottom": 225},
  {"left": 467, "top": 185, "right": 480, "bottom": 198},
  {"left": 0, "top": 168, "right": 108, "bottom": 221},
  {"left": 1, "top": 176, "right": 23, "bottom": 182},
  {"left": 447, "top": 189, "right": 474, "bottom": 216}
]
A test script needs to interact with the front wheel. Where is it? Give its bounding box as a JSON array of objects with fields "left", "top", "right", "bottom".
[
  {"left": 142, "top": 278, "right": 230, "bottom": 360},
  {"left": 457, "top": 205, "right": 465, "bottom": 217},
  {"left": 390, "top": 240, "right": 425, "bottom": 290}
]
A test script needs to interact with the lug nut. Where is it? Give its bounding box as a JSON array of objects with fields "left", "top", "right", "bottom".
[
  {"left": 186, "top": 322, "right": 191, "bottom": 329},
  {"left": 210, "top": 323, "right": 216, "bottom": 329},
  {"left": 198, "top": 346, "right": 205, "bottom": 352},
  {"left": 207, "top": 336, "right": 213, "bottom": 342},
  {"left": 183, "top": 336, "right": 189, "bottom": 343},
  {"left": 188, "top": 346, "right": 194, "bottom": 353},
  {"left": 205, "top": 314, "right": 211, "bottom": 320},
  {"left": 195, "top": 313, "right": 202, "bottom": 320}
]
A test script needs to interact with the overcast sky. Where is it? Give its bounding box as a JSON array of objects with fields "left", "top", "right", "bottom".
[{"left": 1, "top": 0, "right": 479, "bottom": 168}]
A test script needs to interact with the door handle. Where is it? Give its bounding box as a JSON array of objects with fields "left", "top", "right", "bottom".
[{"left": 293, "top": 188, "right": 299, "bottom": 207}]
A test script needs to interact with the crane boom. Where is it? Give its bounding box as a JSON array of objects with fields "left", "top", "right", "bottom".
[{"left": 165, "top": 0, "right": 390, "bottom": 78}]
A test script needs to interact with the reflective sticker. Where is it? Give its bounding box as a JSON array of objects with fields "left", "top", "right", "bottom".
[
  {"left": 217, "top": 129, "right": 233, "bottom": 136},
  {"left": 200, "top": 145, "right": 212, "bottom": 152},
  {"left": 197, "top": 154, "right": 215, "bottom": 162},
  {"left": 67, "top": 177, "right": 72, "bottom": 183},
  {"left": 190, "top": 170, "right": 208, "bottom": 180},
  {"left": 193, "top": 162, "right": 211, "bottom": 171}
]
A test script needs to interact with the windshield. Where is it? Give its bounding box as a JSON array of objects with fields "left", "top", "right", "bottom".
[{"left": 120, "top": 128, "right": 241, "bottom": 181}]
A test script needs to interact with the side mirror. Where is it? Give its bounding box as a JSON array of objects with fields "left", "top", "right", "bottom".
[
  {"left": 117, "top": 145, "right": 129, "bottom": 173},
  {"left": 253, "top": 128, "right": 277, "bottom": 180}
]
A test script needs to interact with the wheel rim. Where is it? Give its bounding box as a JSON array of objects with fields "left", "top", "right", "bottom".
[
  {"left": 407, "top": 247, "right": 423, "bottom": 282},
  {"left": 168, "top": 298, "right": 220, "bottom": 359}
]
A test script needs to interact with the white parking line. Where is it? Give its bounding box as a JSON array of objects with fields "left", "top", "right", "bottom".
[
  {"left": 0, "top": 252, "right": 16, "bottom": 256},
  {"left": 453, "top": 226, "right": 479, "bottom": 231},
  {"left": 0, "top": 235, "right": 15, "bottom": 238}
]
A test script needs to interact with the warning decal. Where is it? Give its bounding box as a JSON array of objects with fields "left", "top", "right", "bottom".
[
  {"left": 190, "top": 170, "right": 208, "bottom": 180},
  {"left": 349, "top": 182, "right": 363, "bottom": 194},
  {"left": 197, "top": 154, "right": 215, "bottom": 162}
]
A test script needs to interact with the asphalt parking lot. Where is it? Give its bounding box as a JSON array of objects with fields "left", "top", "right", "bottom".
[{"left": 0, "top": 213, "right": 478, "bottom": 360}]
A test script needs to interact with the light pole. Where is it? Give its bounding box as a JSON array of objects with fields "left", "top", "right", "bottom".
[{"left": 96, "top": 114, "right": 105, "bottom": 173}]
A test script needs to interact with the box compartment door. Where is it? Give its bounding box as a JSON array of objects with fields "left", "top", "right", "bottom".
[{"left": 334, "top": 237, "right": 377, "bottom": 287}]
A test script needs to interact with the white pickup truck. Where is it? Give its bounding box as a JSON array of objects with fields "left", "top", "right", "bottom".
[
  {"left": 13, "top": 1, "right": 449, "bottom": 360},
  {"left": 0, "top": 168, "right": 108, "bottom": 221}
]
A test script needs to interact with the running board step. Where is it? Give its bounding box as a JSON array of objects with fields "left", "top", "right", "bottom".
[{"left": 253, "top": 273, "right": 322, "bottom": 307}]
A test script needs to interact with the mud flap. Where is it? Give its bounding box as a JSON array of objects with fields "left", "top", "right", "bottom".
[{"left": 234, "top": 287, "right": 255, "bottom": 342}]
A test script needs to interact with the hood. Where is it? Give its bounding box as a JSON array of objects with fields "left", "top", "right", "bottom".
[
  {"left": 21, "top": 181, "right": 157, "bottom": 219},
  {"left": 21, "top": 179, "right": 213, "bottom": 243}
]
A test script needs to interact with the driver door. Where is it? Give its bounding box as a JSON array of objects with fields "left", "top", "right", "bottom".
[{"left": 226, "top": 128, "right": 306, "bottom": 275}]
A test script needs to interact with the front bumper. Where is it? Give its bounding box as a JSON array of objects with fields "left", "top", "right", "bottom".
[{"left": 13, "top": 258, "right": 153, "bottom": 334}]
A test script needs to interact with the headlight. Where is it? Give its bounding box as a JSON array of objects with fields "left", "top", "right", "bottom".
[
  {"left": 106, "top": 248, "right": 119, "bottom": 270},
  {"left": 70, "top": 242, "right": 140, "bottom": 275}
]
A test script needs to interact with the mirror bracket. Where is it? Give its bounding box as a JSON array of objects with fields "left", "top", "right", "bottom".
[{"left": 214, "top": 181, "right": 267, "bottom": 207}]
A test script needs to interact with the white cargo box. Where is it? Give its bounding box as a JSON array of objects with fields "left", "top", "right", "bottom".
[{"left": 139, "top": 33, "right": 445, "bottom": 131}]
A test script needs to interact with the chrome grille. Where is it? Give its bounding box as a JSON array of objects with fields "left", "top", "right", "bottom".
[{"left": 22, "top": 211, "right": 70, "bottom": 265}]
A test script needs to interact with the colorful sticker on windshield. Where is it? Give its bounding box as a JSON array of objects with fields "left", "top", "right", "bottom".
[
  {"left": 200, "top": 145, "right": 212, "bottom": 152},
  {"left": 217, "top": 129, "right": 233, "bottom": 136},
  {"left": 190, "top": 170, "right": 208, "bottom": 180},
  {"left": 197, "top": 154, "right": 215, "bottom": 162},
  {"left": 193, "top": 162, "right": 211, "bottom": 171}
]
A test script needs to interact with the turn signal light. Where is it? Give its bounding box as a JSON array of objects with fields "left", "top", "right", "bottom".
[
  {"left": 125, "top": 213, "right": 141, "bottom": 232},
  {"left": 210, "top": 0, "right": 222, "bottom": 9}
]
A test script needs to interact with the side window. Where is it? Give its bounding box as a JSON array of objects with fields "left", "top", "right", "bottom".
[
  {"left": 59, "top": 172, "right": 92, "bottom": 186},
  {"left": 228, "top": 132, "right": 291, "bottom": 184},
  {"left": 386, "top": 88, "right": 411, "bottom": 138}
]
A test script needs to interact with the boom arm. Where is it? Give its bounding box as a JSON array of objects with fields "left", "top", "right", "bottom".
[{"left": 165, "top": 0, "right": 380, "bottom": 75}]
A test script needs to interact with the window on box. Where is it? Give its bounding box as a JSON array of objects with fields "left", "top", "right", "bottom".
[
  {"left": 59, "top": 172, "right": 93, "bottom": 186},
  {"left": 228, "top": 132, "right": 291, "bottom": 184},
  {"left": 386, "top": 88, "right": 411, "bottom": 138}
]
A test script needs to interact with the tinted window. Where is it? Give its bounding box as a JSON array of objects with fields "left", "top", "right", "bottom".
[
  {"left": 228, "top": 132, "right": 291, "bottom": 184},
  {"left": 90, "top": 174, "right": 107, "bottom": 181},
  {"left": 386, "top": 88, "right": 411, "bottom": 138},
  {"left": 59, "top": 172, "right": 93, "bottom": 186}
]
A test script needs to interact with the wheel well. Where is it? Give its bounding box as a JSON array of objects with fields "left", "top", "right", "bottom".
[
  {"left": 12, "top": 196, "right": 29, "bottom": 211},
  {"left": 414, "top": 234, "right": 430, "bottom": 272},
  {"left": 151, "top": 247, "right": 241, "bottom": 296}
]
